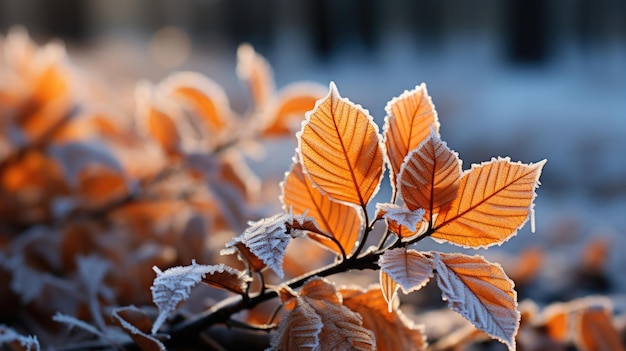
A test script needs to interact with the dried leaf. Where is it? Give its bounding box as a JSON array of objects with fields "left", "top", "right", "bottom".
[
  {"left": 433, "top": 158, "right": 546, "bottom": 248},
  {"left": 433, "top": 252, "right": 519, "bottom": 351},
  {"left": 398, "top": 131, "right": 462, "bottom": 221},
  {"left": 271, "top": 278, "right": 376, "bottom": 351},
  {"left": 378, "top": 248, "right": 434, "bottom": 311},
  {"left": 111, "top": 306, "right": 165, "bottom": 351},
  {"left": 383, "top": 84, "right": 439, "bottom": 188},
  {"left": 150, "top": 260, "right": 245, "bottom": 334},
  {"left": 341, "top": 287, "right": 427, "bottom": 351},
  {"left": 376, "top": 203, "right": 425, "bottom": 234},
  {"left": 282, "top": 161, "right": 363, "bottom": 256},
  {"left": 223, "top": 212, "right": 310, "bottom": 278},
  {"left": 159, "top": 71, "right": 230, "bottom": 133},
  {"left": 298, "top": 82, "right": 384, "bottom": 207},
  {"left": 263, "top": 82, "right": 327, "bottom": 136}
]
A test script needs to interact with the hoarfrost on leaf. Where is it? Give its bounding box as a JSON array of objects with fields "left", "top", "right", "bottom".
[
  {"left": 0, "top": 325, "right": 40, "bottom": 351},
  {"left": 376, "top": 203, "right": 425, "bottom": 232},
  {"left": 224, "top": 211, "right": 309, "bottom": 278},
  {"left": 150, "top": 260, "right": 245, "bottom": 334}
]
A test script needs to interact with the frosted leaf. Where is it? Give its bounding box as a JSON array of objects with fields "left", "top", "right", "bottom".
[
  {"left": 379, "top": 248, "right": 434, "bottom": 311},
  {"left": 112, "top": 306, "right": 165, "bottom": 351},
  {"left": 433, "top": 252, "right": 519, "bottom": 351},
  {"left": 53, "top": 312, "right": 105, "bottom": 338},
  {"left": 376, "top": 203, "right": 425, "bottom": 232},
  {"left": 269, "top": 299, "right": 323, "bottom": 351},
  {"left": 48, "top": 141, "right": 125, "bottom": 187},
  {"left": 150, "top": 260, "right": 246, "bottom": 334},
  {"left": 269, "top": 277, "right": 375, "bottom": 351},
  {"left": 224, "top": 211, "right": 313, "bottom": 278},
  {"left": 0, "top": 325, "right": 40, "bottom": 351}
]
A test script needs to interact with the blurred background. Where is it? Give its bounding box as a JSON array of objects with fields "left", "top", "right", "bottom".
[{"left": 2, "top": 0, "right": 626, "bottom": 296}]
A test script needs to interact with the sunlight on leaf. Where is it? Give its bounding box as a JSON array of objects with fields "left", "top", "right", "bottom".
[
  {"left": 383, "top": 84, "right": 439, "bottom": 189},
  {"left": 433, "top": 252, "right": 519, "bottom": 351},
  {"left": 433, "top": 157, "right": 546, "bottom": 248},
  {"left": 298, "top": 82, "right": 384, "bottom": 207},
  {"left": 341, "top": 287, "right": 427, "bottom": 351},
  {"left": 398, "top": 130, "right": 461, "bottom": 221},
  {"left": 282, "top": 161, "right": 363, "bottom": 256},
  {"left": 237, "top": 43, "right": 274, "bottom": 107}
]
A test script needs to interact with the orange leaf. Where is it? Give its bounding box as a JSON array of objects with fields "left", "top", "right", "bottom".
[
  {"left": 262, "top": 82, "right": 327, "bottom": 136},
  {"left": 298, "top": 82, "right": 384, "bottom": 207},
  {"left": 398, "top": 131, "right": 462, "bottom": 221},
  {"left": 270, "top": 277, "right": 376, "bottom": 351},
  {"left": 575, "top": 306, "right": 625, "bottom": 351},
  {"left": 341, "top": 287, "right": 427, "bottom": 351},
  {"left": 383, "top": 84, "right": 439, "bottom": 188},
  {"left": 378, "top": 248, "right": 434, "bottom": 311},
  {"left": 160, "top": 71, "right": 230, "bottom": 133},
  {"left": 433, "top": 157, "right": 546, "bottom": 248},
  {"left": 201, "top": 266, "right": 251, "bottom": 295},
  {"left": 237, "top": 43, "right": 274, "bottom": 107},
  {"left": 433, "top": 252, "right": 519, "bottom": 351},
  {"left": 282, "top": 161, "right": 363, "bottom": 256}
]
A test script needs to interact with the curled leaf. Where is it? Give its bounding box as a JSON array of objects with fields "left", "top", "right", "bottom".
[
  {"left": 150, "top": 260, "right": 247, "bottom": 334},
  {"left": 378, "top": 248, "right": 434, "bottom": 311}
]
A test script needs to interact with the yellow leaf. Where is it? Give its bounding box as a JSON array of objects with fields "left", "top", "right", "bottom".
[
  {"left": 282, "top": 161, "right": 363, "bottom": 256},
  {"left": 383, "top": 84, "right": 439, "bottom": 189},
  {"left": 433, "top": 252, "right": 519, "bottom": 351},
  {"left": 298, "top": 82, "right": 384, "bottom": 207},
  {"left": 341, "top": 287, "right": 427, "bottom": 351},
  {"left": 433, "top": 157, "right": 546, "bottom": 248},
  {"left": 398, "top": 131, "right": 462, "bottom": 221}
]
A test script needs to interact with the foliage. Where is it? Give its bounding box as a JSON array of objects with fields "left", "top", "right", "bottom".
[{"left": 1, "top": 27, "right": 624, "bottom": 351}]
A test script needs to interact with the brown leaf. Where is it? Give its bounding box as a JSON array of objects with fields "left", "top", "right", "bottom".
[
  {"left": 433, "top": 158, "right": 546, "bottom": 248},
  {"left": 341, "top": 287, "right": 427, "bottom": 351},
  {"left": 112, "top": 306, "right": 165, "bottom": 351},
  {"left": 282, "top": 161, "right": 363, "bottom": 256},
  {"left": 433, "top": 252, "right": 519, "bottom": 351},
  {"left": 298, "top": 82, "right": 384, "bottom": 207},
  {"left": 575, "top": 305, "right": 624, "bottom": 351},
  {"left": 383, "top": 84, "right": 439, "bottom": 188},
  {"left": 201, "top": 265, "right": 251, "bottom": 295},
  {"left": 398, "top": 131, "right": 462, "bottom": 221}
]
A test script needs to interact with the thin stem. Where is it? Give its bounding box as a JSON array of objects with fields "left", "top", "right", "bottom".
[
  {"left": 160, "top": 250, "right": 380, "bottom": 348},
  {"left": 350, "top": 204, "right": 370, "bottom": 260}
]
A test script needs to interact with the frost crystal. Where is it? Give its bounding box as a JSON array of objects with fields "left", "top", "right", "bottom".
[
  {"left": 224, "top": 212, "right": 304, "bottom": 278},
  {"left": 150, "top": 260, "right": 238, "bottom": 334}
]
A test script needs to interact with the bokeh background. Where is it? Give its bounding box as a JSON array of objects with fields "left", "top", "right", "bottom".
[{"left": 2, "top": 0, "right": 626, "bottom": 302}]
